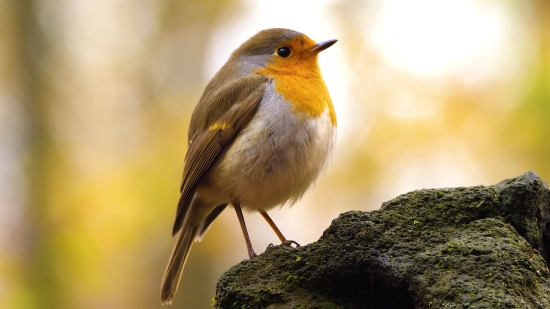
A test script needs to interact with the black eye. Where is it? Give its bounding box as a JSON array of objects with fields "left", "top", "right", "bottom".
[{"left": 277, "top": 47, "right": 291, "bottom": 58}]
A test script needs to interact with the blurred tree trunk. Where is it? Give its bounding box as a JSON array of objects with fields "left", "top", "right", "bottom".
[{"left": 15, "top": 1, "right": 59, "bottom": 307}]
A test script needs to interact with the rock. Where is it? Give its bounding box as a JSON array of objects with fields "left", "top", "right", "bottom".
[{"left": 215, "top": 172, "right": 550, "bottom": 309}]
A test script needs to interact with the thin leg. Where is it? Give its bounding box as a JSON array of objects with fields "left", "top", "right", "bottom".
[
  {"left": 259, "top": 211, "right": 300, "bottom": 247},
  {"left": 233, "top": 203, "right": 257, "bottom": 259}
]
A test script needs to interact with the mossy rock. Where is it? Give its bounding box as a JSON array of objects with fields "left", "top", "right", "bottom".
[{"left": 215, "top": 171, "right": 550, "bottom": 308}]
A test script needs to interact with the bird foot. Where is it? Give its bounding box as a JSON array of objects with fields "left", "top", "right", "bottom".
[
  {"left": 282, "top": 239, "right": 300, "bottom": 247},
  {"left": 266, "top": 240, "right": 300, "bottom": 251},
  {"left": 248, "top": 249, "right": 258, "bottom": 259}
]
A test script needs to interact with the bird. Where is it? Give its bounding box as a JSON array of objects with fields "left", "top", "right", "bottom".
[{"left": 160, "top": 28, "right": 337, "bottom": 305}]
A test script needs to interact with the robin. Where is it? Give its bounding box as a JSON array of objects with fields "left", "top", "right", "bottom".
[{"left": 160, "top": 28, "right": 337, "bottom": 305}]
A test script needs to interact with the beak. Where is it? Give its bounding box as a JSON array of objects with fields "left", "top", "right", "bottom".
[{"left": 309, "top": 39, "right": 338, "bottom": 53}]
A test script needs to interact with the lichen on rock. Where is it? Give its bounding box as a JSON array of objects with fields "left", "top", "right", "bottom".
[{"left": 215, "top": 171, "right": 550, "bottom": 308}]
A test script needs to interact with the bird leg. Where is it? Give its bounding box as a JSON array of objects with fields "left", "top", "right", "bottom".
[
  {"left": 259, "top": 211, "right": 300, "bottom": 247},
  {"left": 233, "top": 203, "right": 257, "bottom": 259}
]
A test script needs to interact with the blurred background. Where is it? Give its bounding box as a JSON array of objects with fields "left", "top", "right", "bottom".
[{"left": 1, "top": 0, "right": 549, "bottom": 308}]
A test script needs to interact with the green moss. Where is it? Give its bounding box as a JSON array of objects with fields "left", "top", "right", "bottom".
[
  {"left": 215, "top": 172, "right": 550, "bottom": 308},
  {"left": 285, "top": 275, "right": 298, "bottom": 283}
]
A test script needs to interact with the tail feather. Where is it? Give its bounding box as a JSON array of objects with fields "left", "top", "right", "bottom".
[
  {"left": 196, "top": 204, "right": 227, "bottom": 241},
  {"left": 160, "top": 227, "right": 197, "bottom": 305}
]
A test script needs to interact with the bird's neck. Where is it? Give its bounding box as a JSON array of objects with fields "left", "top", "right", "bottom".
[{"left": 255, "top": 60, "right": 337, "bottom": 126}]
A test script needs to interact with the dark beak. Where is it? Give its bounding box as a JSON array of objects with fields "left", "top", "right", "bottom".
[{"left": 309, "top": 39, "right": 338, "bottom": 53}]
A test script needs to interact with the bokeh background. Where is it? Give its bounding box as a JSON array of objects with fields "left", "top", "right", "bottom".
[{"left": 1, "top": 0, "right": 549, "bottom": 308}]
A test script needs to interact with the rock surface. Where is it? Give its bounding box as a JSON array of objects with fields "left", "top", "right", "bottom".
[{"left": 215, "top": 172, "right": 550, "bottom": 309}]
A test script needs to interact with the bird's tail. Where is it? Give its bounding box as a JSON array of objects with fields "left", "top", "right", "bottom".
[{"left": 160, "top": 227, "right": 197, "bottom": 305}]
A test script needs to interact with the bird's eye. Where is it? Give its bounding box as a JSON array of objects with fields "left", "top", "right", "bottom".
[{"left": 277, "top": 47, "right": 291, "bottom": 58}]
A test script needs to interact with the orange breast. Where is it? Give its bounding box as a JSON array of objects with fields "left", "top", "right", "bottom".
[{"left": 255, "top": 55, "right": 337, "bottom": 126}]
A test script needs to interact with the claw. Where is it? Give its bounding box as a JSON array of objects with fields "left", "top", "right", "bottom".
[{"left": 282, "top": 240, "right": 300, "bottom": 247}]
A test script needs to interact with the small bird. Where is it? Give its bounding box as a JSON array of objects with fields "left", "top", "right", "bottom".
[{"left": 160, "top": 28, "right": 337, "bottom": 305}]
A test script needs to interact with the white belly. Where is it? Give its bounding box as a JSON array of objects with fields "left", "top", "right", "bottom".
[{"left": 205, "top": 85, "right": 336, "bottom": 211}]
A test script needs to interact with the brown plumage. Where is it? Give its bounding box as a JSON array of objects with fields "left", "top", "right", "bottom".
[{"left": 161, "top": 28, "right": 337, "bottom": 305}]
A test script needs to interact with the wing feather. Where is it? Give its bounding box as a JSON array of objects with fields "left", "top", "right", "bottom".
[{"left": 171, "top": 80, "right": 266, "bottom": 236}]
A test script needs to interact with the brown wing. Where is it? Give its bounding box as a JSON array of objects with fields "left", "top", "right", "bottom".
[{"left": 171, "top": 81, "right": 266, "bottom": 236}]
